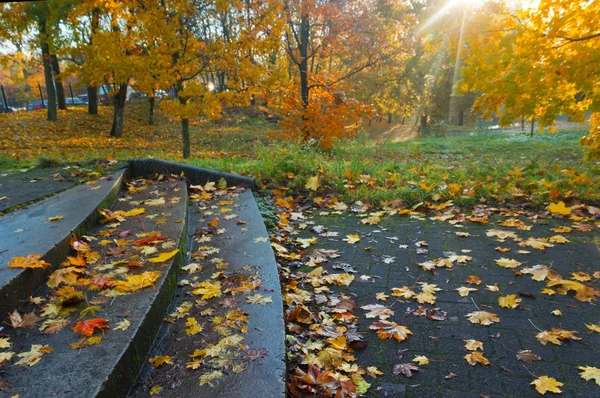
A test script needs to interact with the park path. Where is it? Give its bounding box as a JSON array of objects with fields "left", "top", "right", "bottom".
[{"left": 281, "top": 205, "right": 600, "bottom": 397}]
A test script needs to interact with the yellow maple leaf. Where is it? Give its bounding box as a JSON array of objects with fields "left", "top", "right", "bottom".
[
  {"left": 148, "top": 249, "right": 180, "bottom": 263},
  {"left": 14, "top": 344, "right": 53, "bottom": 367},
  {"left": 541, "top": 288, "right": 556, "bottom": 296},
  {"left": 548, "top": 201, "right": 572, "bottom": 216},
  {"left": 464, "top": 339, "right": 483, "bottom": 351},
  {"left": 413, "top": 355, "right": 429, "bottom": 365},
  {"left": 465, "top": 311, "right": 500, "bottom": 325},
  {"left": 495, "top": 258, "right": 522, "bottom": 268},
  {"left": 185, "top": 317, "right": 203, "bottom": 335},
  {"left": 579, "top": 366, "right": 600, "bottom": 386},
  {"left": 366, "top": 366, "right": 383, "bottom": 378},
  {"left": 464, "top": 351, "right": 490, "bottom": 366},
  {"left": 199, "top": 370, "right": 224, "bottom": 386},
  {"left": 149, "top": 385, "right": 163, "bottom": 395},
  {"left": 369, "top": 321, "right": 412, "bottom": 342},
  {"left": 305, "top": 175, "right": 320, "bottom": 191},
  {"left": 531, "top": 376, "right": 563, "bottom": 394},
  {"left": 8, "top": 254, "right": 51, "bottom": 269},
  {"left": 498, "top": 294, "right": 522, "bottom": 309},
  {"left": 536, "top": 328, "right": 581, "bottom": 345},
  {"left": 585, "top": 323, "right": 600, "bottom": 333},
  {"left": 191, "top": 281, "right": 221, "bottom": 299},
  {"left": 111, "top": 271, "right": 161, "bottom": 293},
  {"left": 343, "top": 234, "right": 360, "bottom": 244},
  {"left": 148, "top": 355, "right": 173, "bottom": 368}
]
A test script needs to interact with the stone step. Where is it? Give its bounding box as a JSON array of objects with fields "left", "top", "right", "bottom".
[
  {"left": 128, "top": 187, "right": 285, "bottom": 397},
  {"left": 0, "top": 175, "right": 187, "bottom": 398},
  {"left": 0, "top": 168, "right": 126, "bottom": 317}
]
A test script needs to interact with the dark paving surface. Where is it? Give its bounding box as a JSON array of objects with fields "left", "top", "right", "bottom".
[
  {"left": 0, "top": 167, "right": 76, "bottom": 213},
  {"left": 130, "top": 188, "right": 286, "bottom": 398},
  {"left": 297, "top": 211, "right": 600, "bottom": 398},
  {"left": 0, "top": 178, "right": 187, "bottom": 398}
]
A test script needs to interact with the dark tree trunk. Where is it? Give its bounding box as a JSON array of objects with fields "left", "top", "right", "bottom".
[
  {"left": 51, "top": 54, "right": 67, "bottom": 110},
  {"left": 87, "top": 85, "right": 98, "bottom": 114},
  {"left": 181, "top": 117, "right": 190, "bottom": 159},
  {"left": 420, "top": 114, "right": 428, "bottom": 134},
  {"left": 39, "top": 20, "right": 56, "bottom": 121},
  {"left": 110, "top": 83, "right": 128, "bottom": 137},
  {"left": 387, "top": 113, "right": 392, "bottom": 124},
  {"left": 530, "top": 118, "right": 535, "bottom": 137},
  {"left": 148, "top": 94, "right": 155, "bottom": 125},
  {"left": 87, "top": 9, "right": 99, "bottom": 115},
  {"left": 458, "top": 109, "right": 464, "bottom": 126},
  {"left": 368, "top": 118, "right": 372, "bottom": 126},
  {"left": 521, "top": 114, "right": 525, "bottom": 131},
  {"left": 299, "top": 13, "right": 310, "bottom": 138}
]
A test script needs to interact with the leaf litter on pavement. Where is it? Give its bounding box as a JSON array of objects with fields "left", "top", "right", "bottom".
[{"left": 270, "top": 192, "right": 600, "bottom": 397}]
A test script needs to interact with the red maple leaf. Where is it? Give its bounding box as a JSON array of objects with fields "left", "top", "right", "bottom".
[{"left": 73, "top": 318, "right": 110, "bottom": 336}]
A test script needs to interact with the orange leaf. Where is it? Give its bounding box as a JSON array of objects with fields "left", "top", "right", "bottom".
[
  {"left": 73, "top": 318, "right": 109, "bottom": 337},
  {"left": 8, "top": 254, "right": 51, "bottom": 269}
]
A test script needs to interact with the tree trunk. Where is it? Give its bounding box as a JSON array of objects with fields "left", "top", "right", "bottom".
[
  {"left": 458, "top": 109, "right": 464, "bottom": 126},
  {"left": 530, "top": 118, "right": 535, "bottom": 137},
  {"left": 110, "top": 83, "right": 128, "bottom": 137},
  {"left": 148, "top": 92, "right": 155, "bottom": 125},
  {"left": 388, "top": 112, "right": 392, "bottom": 124},
  {"left": 420, "top": 114, "right": 428, "bottom": 134},
  {"left": 51, "top": 54, "right": 67, "bottom": 110},
  {"left": 87, "top": 9, "right": 99, "bottom": 115},
  {"left": 87, "top": 85, "right": 98, "bottom": 114},
  {"left": 181, "top": 117, "right": 190, "bottom": 159},
  {"left": 521, "top": 114, "right": 525, "bottom": 131},
  {"left": 299, "top": 13, "right": 310, "bottom": 139},
  {"left": 40, "top": 20, "right": 57, "bottom": 121}
]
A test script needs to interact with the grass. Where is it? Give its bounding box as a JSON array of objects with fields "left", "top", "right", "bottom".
[{"left": 1, "top": 106, "right": 598, "bottom": 208}]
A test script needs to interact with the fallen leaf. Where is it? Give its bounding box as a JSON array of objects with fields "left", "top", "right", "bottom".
[
  {"left": 531, "top": 375, "right": 563, "bottom": 394},
  {"left": 14, "top": 344, "right": 52, "bottom": 366},
  {"left": 392, "top": 363, "right": 419, "bottom": 377},
  {"left": 578, "top": 366, "right": 600, "bottom": 386},
  {"left": 495, "top": 258, "right": 522, "bottom": 268},
  {"left": 113, "top": 319, "right": 131, "bottom": 331},
  {"left": 148, "top": 249, "right": 180, "bottom": 263},
  {"left": 149, "top": 355, "right": 173, "bottom": 368},
  {"left": 73, "top": 318, "right": 109, "bottom": 337},
  {"left": 465, "top": 311, "right": 500, "bottom": 326},
  {"left": 498, "top": 294, "right": 522, "bottom": 309},
  {"left": 517, "top": 350, "right": 541, "bottom": 363},
  {"left": 343, "top": 234, "right": 360, "bottom": 244},
  {"left": 305, "top": 175, "right": 320, "bottom": 191},
  {"left": 369, "top": 321, "right": 412, "bottom": 342},
  {"left": 8, "top": 254, "right": 51, "bottom": 269},
  {"left": 413, "top": 355, "right": 429, "bottom": 365},
  {"left": 47, "top": 215, "right": 64, "bottom": 222},
  {"left": 186, "top": 317, "right": 203, "bottom": 335},
  {"left": 548, "top": 201, "right": 572, "bottom": 216},
  {"left": 464, "top": 340, "right": 483, "bottom": 351},
  {"left": 464, "top": 351, "right": 490, "bottom": 366}
]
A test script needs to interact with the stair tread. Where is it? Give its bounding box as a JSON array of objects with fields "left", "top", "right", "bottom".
[
  {"left": 129, "top": 187, "right": 285, "bottom": 398},
  {"left": 0, "top": 177, "right": 187, "bottom": 398},
  {"left": 0, "top": 170, "right": 125, "bottom": 316}
]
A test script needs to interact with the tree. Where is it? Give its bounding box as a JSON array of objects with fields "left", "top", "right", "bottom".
[
  {"left": 460, "top": 0, "right": 600, "bottom": 156},
  {"left": 277, "top": 0, "right": 418, "bottom": 148}
]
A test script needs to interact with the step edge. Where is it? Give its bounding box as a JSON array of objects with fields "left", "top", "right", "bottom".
[
  {"left": 128, "top": 158, "right": 255, "bottom": 188},
  {"left": 95, "top": 185, "right": 189, "bottom": 398},
  {"left": 0, "top": 168, "right": 128, "bottom": 317}
]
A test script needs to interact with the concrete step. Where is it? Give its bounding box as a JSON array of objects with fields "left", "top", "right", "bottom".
[
  {"left": 0, "top": 176, "right": 187, "bottom": 397},
  {"left": 128, "top": 187, "right": 285, "bottom": 398},
  {"left": 0, "top": 168, "right": 126, "bottom": 317}
]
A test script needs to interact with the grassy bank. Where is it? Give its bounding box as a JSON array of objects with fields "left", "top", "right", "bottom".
[{"left": 1, "top": 108, "right": 598, "bottom": 208}]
